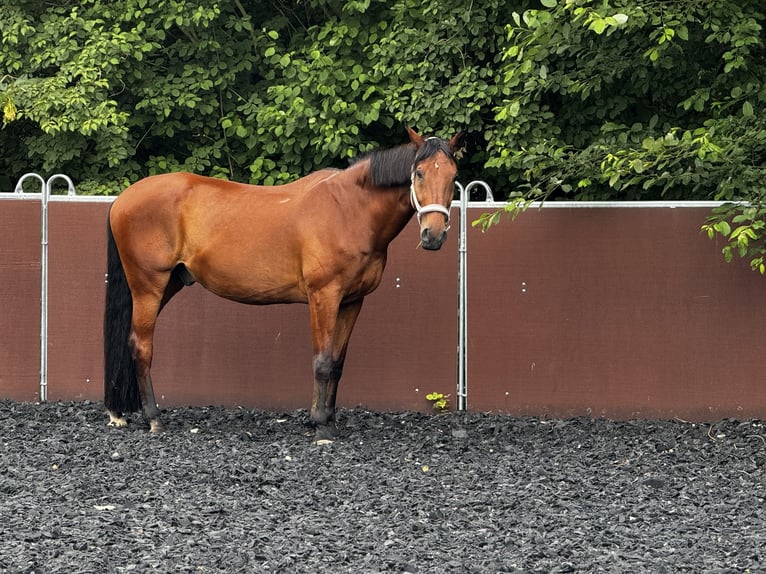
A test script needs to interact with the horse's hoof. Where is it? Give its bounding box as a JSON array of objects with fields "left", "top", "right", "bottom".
[
  {"left": 149, "top": 420, "right": 165, "bottom": 433},
  {"left": 107, "top": 411, "right": 128, "bottom": 428},
  {"left": 314, "top": 423, "right": 339, "bottom": 442}
]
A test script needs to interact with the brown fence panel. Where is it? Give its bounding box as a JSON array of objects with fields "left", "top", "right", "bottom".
[
  {"left": 0, "top": 199, "right": 41, "bottom": 400},
  {"left": 6, "top": 197, "right": 766, "bottom": 422},
  {"left": 465, "top": 206, "right": 766, "bottom": 421},
  {"left": 339, "top": 226, "right": 457, "bottom": 412},
  {"left": 47, "top": 201, "right": 110, "bottom": 402}
]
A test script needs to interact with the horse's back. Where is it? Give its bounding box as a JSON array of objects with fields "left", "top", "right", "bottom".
[
  {"left": 115, "top": 170, "right": 338, "bottom": 205},
  {"left": 109, "top": 170, "right": 344, "bottom": 304},
  {"left": 111, "top": 170, "right": 340, "bottom": 236}
]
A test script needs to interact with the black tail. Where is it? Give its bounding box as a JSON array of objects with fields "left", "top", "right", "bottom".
[{"left": 104, "top": 208, "right": 141, "bottom": 413}]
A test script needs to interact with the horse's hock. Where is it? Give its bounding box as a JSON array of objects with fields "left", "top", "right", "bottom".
[{"left": 2, "top": 185, "right": 765, "bottom": 422}]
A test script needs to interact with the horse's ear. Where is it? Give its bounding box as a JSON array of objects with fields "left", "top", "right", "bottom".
[
  {"left": 448, "top": 131, "right": 466, "bottom": 155},
  {"left": 407, "top": 127, "right": 424, "bottom": 147}
]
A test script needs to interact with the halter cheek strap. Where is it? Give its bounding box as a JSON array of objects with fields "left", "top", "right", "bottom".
[{"left": 410, "top": 175, "right": 451, "bottom": 228}]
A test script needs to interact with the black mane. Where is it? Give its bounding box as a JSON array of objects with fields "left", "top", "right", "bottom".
[{"left": 357, "top": 137, "right": 455, "bottom": 188}]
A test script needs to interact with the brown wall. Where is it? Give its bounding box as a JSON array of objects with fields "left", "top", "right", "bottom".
[
  {"left": 47, "top": 201, "right": 110, "bottom": 403},
  {"left": 2, "top": 196, "right": 764, "bottom": 421},
  {"left": 465, "top": 206, "right": 766, "bottom": 421},
  {"left": 0, "top": 200, "right": 40, "bottom": 400}
]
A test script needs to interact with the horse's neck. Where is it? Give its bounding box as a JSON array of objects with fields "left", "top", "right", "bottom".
[
  {"left": 340, "top": 163, "right": 414, "bottom": 249},
  {"left": 375, "top": 186, "right": 415, "bottom": 246}
]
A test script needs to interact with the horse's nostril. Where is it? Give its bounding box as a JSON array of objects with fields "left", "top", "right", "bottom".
[{"left": 420, "top": 227, "right": 447, "bottom": 250}]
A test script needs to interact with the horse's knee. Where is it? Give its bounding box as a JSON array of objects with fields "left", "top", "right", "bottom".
[
  {"left": 313, "top": 354, "right": 334, "bottom": 381},
  {"left": 313, "top": 354, "right": 345, "bottom": 384}
]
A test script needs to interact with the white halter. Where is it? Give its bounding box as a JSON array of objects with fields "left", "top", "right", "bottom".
[{"left": 409, "top": 172, "right": 451, "bottom": 228}]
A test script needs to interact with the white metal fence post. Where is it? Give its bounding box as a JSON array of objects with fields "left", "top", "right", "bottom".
[
  {"left": 455, "top": 181, "right": 494, "bottom": 411},
  {"left": 14, "top": 173, "right": 76, "bottom": 402}
]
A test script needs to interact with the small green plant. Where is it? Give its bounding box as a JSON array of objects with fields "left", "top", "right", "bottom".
[{"left": 426, "top": 392, "right": 450, "bottom": 413}]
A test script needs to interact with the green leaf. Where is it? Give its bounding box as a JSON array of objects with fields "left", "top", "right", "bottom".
[
  {"left": 589, "top": 18, "right": 607, "bottom": 35},
  {"left": 714, "top": 221, "right": 731, "bottom": 236},
  {"left": 612, "top": 14, "right": 629, "bottom": 26}
]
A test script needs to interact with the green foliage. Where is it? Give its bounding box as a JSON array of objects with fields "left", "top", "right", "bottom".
[
  {"left": 486, "top": 0, "right": 766, "bottom": 203},
  {"left": 0, "top": 0, "right": 509, "bottom": 194},
  {"left": 703, "top": 204, "right": 766, "bottom": 274}
]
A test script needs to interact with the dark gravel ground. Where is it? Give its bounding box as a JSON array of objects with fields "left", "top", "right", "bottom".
[{"left": 0, "top": 400, "right": 764, "bottom": 574}]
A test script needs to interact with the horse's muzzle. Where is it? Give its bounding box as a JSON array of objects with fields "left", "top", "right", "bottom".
[{"left": 420, "top": 227, "right": 447, "bottom": 250}]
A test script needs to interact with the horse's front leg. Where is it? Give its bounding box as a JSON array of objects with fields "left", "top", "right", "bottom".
[{"left": 308, "top": 296, "right": 364, "bottom": 440}]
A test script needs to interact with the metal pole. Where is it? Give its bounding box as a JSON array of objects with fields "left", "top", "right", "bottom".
[
  {"left": 14, "top": 173, "right": 47, "bottom": 401},
  {"left": 456, "top": 182, "right": 468, "bottom": 411},
  {"left": 13, "top": 173, "right": 75, "bottom": 403},
  {"left": 40, "top": 175, "right": 76, "bottom": 402},
  {"left": 455, "top": 181, "right": 494, "bottom": 412}
]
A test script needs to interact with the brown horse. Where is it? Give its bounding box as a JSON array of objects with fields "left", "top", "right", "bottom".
[{"left": 104, "top": 128, "right": 462, "bottom": 439}]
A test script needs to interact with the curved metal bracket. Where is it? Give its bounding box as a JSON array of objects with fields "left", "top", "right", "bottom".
[{"left": 14, "top": 173, "right": 45, "bottom": 194}]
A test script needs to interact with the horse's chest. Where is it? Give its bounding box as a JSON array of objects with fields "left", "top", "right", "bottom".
[
  {"left": 349, "top": 256, "right": 386, "bottom": 297},
  {"left": 303, "top": 249, "right": 387, "bottom": 301}
]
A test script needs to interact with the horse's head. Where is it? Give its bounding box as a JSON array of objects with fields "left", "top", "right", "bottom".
[{"left": 407, "top": 128, "right": 463, "bottom": 250}]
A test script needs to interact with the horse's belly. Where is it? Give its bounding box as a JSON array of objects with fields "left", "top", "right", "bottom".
[
  {"left": 204, "top": 280, "right": 307, "bottom": 305},
  {"left": 190, "top": 261, "right": 307, "bottom": 305}
]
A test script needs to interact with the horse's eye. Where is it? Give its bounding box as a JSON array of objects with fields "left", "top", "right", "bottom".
[{"left": 415, "top": 169, "right": 424, "bottom": 181}]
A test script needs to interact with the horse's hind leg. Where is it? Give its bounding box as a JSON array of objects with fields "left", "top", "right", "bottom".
[
  {"left": 129, "top": 298, "right": 163, "bottom": 431},
  {"left": 129, "top": 275, "right": 182, "bottom": 432}
]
